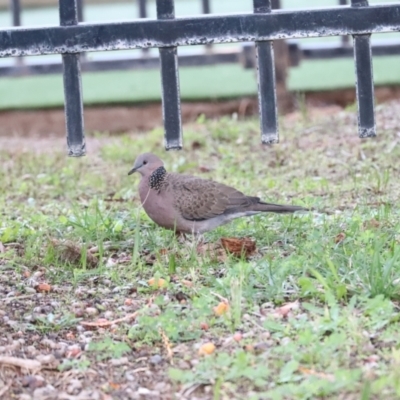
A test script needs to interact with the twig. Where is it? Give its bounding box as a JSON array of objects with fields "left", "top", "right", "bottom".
[
  {"left": 159, "top": 327, "right": 173, "bottom": 365},
  {"left": 0, "top": 356, "right": 41, "bottom": 371},
  {"left": 80, "top": 311, "right": 138, "bottom": 329},
  {"left": 0, "top": 383, "right": 11, "bottom": 397},
  {"left": 3, "top": 294, "right": 35, "bottom": 304},
  {"left": 210, "top": 291, "right": 229, "bottom": 303}
]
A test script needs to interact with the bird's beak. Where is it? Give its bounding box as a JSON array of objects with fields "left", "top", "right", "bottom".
[{"left": 127, "top": 166, "right": 138, "bottom": 176}]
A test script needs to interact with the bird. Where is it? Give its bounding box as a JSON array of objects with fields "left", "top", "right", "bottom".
[{"left": 128, "top": 152, "right": 307, "bottom": 234}]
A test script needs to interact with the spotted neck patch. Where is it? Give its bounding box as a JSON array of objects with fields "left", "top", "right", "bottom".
[{"left": 149, "top": 166, "right": 167, "bottom": 190}]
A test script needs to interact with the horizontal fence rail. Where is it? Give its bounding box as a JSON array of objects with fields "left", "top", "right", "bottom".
[
  {"left": 0, "top": 1, "right": 399, "bottom": 155},
  {"left": 2, "top": 6, "right": 400, "bottom": 56}
]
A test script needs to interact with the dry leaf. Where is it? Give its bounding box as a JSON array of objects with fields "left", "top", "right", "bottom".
[
  {"left": 196, "top": 242, "right": 227, "bottom": 263},
  {"left": 191, "top": 140, "right": 202, "bottom": 150},
  {"left": 298, "top": 366, "right": 334, "bottom": 381},
  {"left": 181, "top": 279, "right": 193, "bottom": 288},
  {"left": 125, "top": 298, "right": 133, "bottom": 306},
  {"left": 159, "top": 248, "right": 169, "bottom": 256},
  {"left": 334, "top": 232, "right": 346, "bottom": 244},
  {"left": 363, "top": 219, "right": 380, "bottom": 229},
  {"left": 49, "top": 239, "right": 98, "bottom": 268},
  {"left": 220, "top": 237, "right": 256, "bottom": 258},
  {"left": 35, "top": 283, "right": 51, "bottom": 293},
  {"left": 199, "top": 165, "right": 211, "bottom": 173},
  {"left": 65, "top": 331, "right": 75, "bottom": 340},
  {"left": 200, "top": 322, "right": 209, "bottom": 331},
  {"left": 108, "top": 382, "right": 121, "bottom": 390},
  {"left": 198, "top": 342, "right": 215, "bottom": 356},
  {"left": 148, "top": 277, "right": 167, "bottom": 288},
  {"left": 274, "top": 301, "right": 299, "bottom": 318},
  {"left": 159, "top": 327, "right": 173, "bottom": 364},
  {"left": 214, "top": 301, "right": 230, "bottom": 316}
]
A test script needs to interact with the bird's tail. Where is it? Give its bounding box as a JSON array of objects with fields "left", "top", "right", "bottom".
[{"left": 254, "top": 202, "right": 308, "bottom": 213}]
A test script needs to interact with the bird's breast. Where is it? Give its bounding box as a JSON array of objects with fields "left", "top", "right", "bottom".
[{"left": 138, "top": 183, "right": 177, "bottom": 229}]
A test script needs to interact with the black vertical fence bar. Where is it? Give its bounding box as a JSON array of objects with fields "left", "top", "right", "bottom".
[
  {"left": 138, "top": 0, "right": 149, "bottom": 54},
  {"left": 351, "top": 0, "right": 375, "bottom": 137},
  {"left": 59, "top": 0, "right": 86, "bottom": 156},
  {"left": 253, "top": 0, "right": 278, "bottom": 144},
  {"left": 76, "top": 0, "right": 86, "bottom": 61},
  {"left": 339, "top": 0, "right": 350, "bottom": 46},
  {"left": 202, "top": 0, "right": 212, "bottom": 51},
  {"left": 202, "top": 0, "right": 210, "bottom": 14},
  {"left": 156, "top": 0, "right": 183, "bottom": 150},
  {"left": 10, "top": 0, "right": 23, "bottom": 66}
]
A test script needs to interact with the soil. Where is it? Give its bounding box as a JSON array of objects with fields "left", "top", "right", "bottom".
[{"left": 0, "top": 86, "right": 398, "bottom": 138}]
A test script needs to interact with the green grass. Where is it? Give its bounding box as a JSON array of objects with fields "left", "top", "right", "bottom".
[{"left": 2, "top": 104, "right": 400, "bottom": 398}]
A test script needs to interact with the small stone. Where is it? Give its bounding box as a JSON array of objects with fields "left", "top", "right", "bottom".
[
  {"left": 85, "top": 307, "right": 98, "bottom": 316},
  {"left": 36, "top": 354, "right": 57, "bottom": 366},
  {"left": 125, "top": 372, "right": 135, "bottom": 382},
  {"left": 26, "top": 346, "right": 39, "bottom": 356},
  {"left": 18, "top": 394, "right": 32, "bottom": 400},
  {"left": 149, "top": 354, "right": 163, "bottom": 365},
  {"left": 40, "top": 339, "right": 57, "bottom": 349},
  {"left": 66, "top": 379, "right": 82, "bottom": 395},
  {"left": 137, "top": 387, "right": 160, "bottom": 397},
  {"left": 109, "top": 357, "right": 129, "bottom": 366},
  {"left": 74, "top": 308, "right": 85, "bottom": 318},
  {"left": 22, "top": 375, "right": 46, "bottom": 389},
  {"left": 104, "top": 311, "right": 114, "bottom": 319},
  {"left": 33, "top": 385, "right": 57, "bottom": 400}
]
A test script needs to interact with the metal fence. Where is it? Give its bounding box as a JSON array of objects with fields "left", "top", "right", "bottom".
[
  {"left": 4, "top": 0, "right": 400, "bottom": 75},
  {"left": 1, "top": 0, "right": 400, "bottom": 155}
]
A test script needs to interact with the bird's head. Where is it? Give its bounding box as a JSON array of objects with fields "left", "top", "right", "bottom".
[{"left": 128, "top": 153, "right": 164, "bottom": 177}]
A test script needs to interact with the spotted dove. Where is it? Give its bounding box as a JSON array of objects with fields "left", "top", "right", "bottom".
[{"left": 128, "top": 153, "right": 307, "bottom": 234}]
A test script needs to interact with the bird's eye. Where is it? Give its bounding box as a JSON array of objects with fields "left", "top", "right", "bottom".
[{"left": 143, "top": 160, "right": 147, "bottom": 165}]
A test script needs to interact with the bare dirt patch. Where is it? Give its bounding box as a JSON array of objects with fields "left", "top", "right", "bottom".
[{"left": 0, "top": 86, "right": 398, "bottom": 138}]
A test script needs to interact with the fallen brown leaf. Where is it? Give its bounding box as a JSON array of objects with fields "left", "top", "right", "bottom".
[
  {"left": 159, "top": 248, "right": 169, "bottom": 256},
  {"left": 49, "top": 239, "right": 98, "bottom": 268},
  {"left": 198, "top": 343, "right": 215, "bottom": 356},
  {"left": 214, "top": 301, "right": 230, "bottom": 316},
  {"left": 159, "top": 327, "right": 173, "bottom": 365},
  {"left": 196, "top": 242, "right": 227, "bottom": 263},
  {"left": 334, "top": 232, "right": 346, "bottom": 244},
  {"left": 274, "top": 301, "right": 299, "bottom": 318},
  {"left": 148, "top": 277, "right": 167, "bottom": 288},
  {"left": 35, "top": 283, "right": 51, "bottom": 293},
  {"left": 181, "top": 279, "right": 193, "bottom": 288},
  {"left": 363, "top": 219, "right": 380, "bottom": 229},
  {"left": 220, "top": 237, "right": 256, "bottom": 258},
  {"left": 200, "top": 322, "right": 209, "bottom": 331},
  {"left": 298, "top": 366, "right": 334, "bottom": 381},
  {"left": 191, "top": 140, "right": 202, "bottom": 150}
]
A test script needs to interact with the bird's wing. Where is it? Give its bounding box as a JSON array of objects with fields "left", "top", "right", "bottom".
[{"left": 168, "top": 174, "right": 256, "bottom": 221}]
